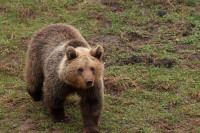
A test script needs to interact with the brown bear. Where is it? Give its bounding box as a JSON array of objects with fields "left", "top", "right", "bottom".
[{"left": 24, "top": 24, "right": 104, "bottom": 133}]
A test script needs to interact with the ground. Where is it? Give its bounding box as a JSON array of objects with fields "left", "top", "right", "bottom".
[{"left": 0, "top": 0, "right": 200, "bottom": 132}]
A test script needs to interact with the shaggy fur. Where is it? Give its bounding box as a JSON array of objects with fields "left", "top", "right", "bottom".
[{"left": 24, "top": 24, "right": 104, "bottom": 133}]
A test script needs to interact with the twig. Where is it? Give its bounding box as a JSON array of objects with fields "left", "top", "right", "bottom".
[
  {"left": 167, "top": 0, "right": 174, "bottom": 8},
  {"left": 181, "top": 0, "right": 186, "bottom": 26},
  {"left": 10, "top": 30, "right": 14, "bottom": 40}
]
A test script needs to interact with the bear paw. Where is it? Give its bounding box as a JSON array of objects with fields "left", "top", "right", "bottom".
[
  {"left": 83, "top": 128, "right": 99, "bottom": 133},
  {"left": 52, "top": 116, "right": 69, "bottom": 123},
  {"left": 28, "top": 90, "right": 43, "bottom": 101}
]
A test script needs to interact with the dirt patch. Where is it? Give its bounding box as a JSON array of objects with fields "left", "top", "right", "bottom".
[
  {"left": 192, "top": 118, "right": 200, "bottom": 126},
  {"left": 125, "top": 31, "right": 150, "bottom": 42},
  {"left": 181, "top": 24, "right": 193, "bottom": 37},
  {"left": 173, "top": 118, "right": 200, "bottom": 132},
  {"left": 104, "top": 76, "right": 137, "bottom": 96},
  {"left": 152, "top": 122, "right": 174, "bottom": 132},
  {"left": 121, "top": 29, "right": 155, "bottom": 45},
  {"left": 18, "top": 6, "right": 36, "bottom": 19},
  {"left": 20, "top": 36, "right": 29, "bottom": 51},
  {"left": 0, "top": 36, "right": 28, "bottom": 78},
  {"left": 123, "top": 55, "right": 176, "bottom": 68},
  {"left": 100, "top": 40, "right": 176, "bottom": 68},
  {"left": 0, "top": 52, "right": 23, "bottom": 79},
  {"left": 180, "top": 52, "right": 200, "bottom": 61},
  {"left": 109, "top": 98, "right": 122, "bottom": 106},
  {"left": 189, "top": 53, "right": 200, "bottom": 60},
  {"left": 102, "top": 1, "right": 122, "bottom": 12},
  {"left": 123, "top": 43, "right": 137, "bottom": 51},
  {"left": 154, "top": 58, "right": 176, "bottom": 68},
  {"left": 104, "top": 77, "right": 125, "bottom": 96},
  {"left": 89, "top": 11, "right": 109, "bottom": 20},
  {"left": 176, "top": 43, "right": 200, "bottom": 61},
  {"left": 182, "top": 31, "right": 191, "bottom": 37},
  {"left": 124, "top": 55, "right": 154, "bottom": 64},
  {"left": 102, "top": 44, "right": 133, "bottom": 68},
  {"left": 191, "top": 92, "right": 200, "bottom": 102},
  {"left": 89, "top": 11, "right": 112, "bottom": 29},
  {"left": 84, "top": 0, "right": 103, "bottom": 2},
  {"left": 197, "top": 92, "right": 200, "bottom": 102},
  {"left": 100, "top": 21, "right": 112, "bottom": 29},
  {"left": 0, "top": 4, "right": 6, "bottom": 14},
  {"left": 175, "top": 44, "right": 193, "bottom": 51},
  {"left": 157, "top": 11, "right": 167, "bottom": 17},
  {"left": 98, "top": 35, "right": 121, "bottom": 44},
  {"left": 17, "top": 117, "right": 32, "bottom": 131},
  {"left": 48, "top": 129, "right": 64, "bottom": 133},
  {"left": 0, "top": 55, "right": 20, "bottom": 68},
  {"left": 126, "top": 31, "right": 143, "bottom": 41}
]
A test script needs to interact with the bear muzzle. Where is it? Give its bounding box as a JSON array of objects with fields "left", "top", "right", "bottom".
[{"left": 86, "top": 79, "right": 93, "bottom": 88}]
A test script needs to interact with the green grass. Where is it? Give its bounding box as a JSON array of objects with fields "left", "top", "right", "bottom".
[{"left": 0, "top": 0, "right": 200, "bottom": 132}]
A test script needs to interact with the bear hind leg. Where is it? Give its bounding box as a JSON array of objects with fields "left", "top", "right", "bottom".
[{"left": 25, "top": 60, "right": 44, "bottom": 101}]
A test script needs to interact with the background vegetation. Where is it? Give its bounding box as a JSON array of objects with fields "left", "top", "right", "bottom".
[{"left": 0, "top": 0, "right": 200, "bottom": 132}]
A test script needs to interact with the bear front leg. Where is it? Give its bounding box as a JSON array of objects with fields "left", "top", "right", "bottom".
[
  {"left": 45, "top": 97, "right": 68, "bottom": 122},
  {"left": 43, "top": 81, "right": 68, "bottom": 122},
  {"left": 80, "top": 90, "right": 103, "bottom": 133},
  {"left": 49, "top": 106, "right": 66, "bottom": 122}
]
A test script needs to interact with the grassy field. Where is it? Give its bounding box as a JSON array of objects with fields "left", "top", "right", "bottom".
[{"left": 0, "top": 0, "right": 200, "bottom": 132}]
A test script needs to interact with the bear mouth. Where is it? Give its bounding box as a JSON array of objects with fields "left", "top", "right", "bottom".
[
  {"left": 84, "top": 85, "right": 94, "bottom": 89},
  {"left": 82, "top": 83, "right": 94, "bottom": 90}
]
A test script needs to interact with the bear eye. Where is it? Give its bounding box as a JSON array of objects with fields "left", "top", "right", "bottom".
[
  {"left": 90, "top": 67, "right": 95, "bottom": 73},
  {"left": 78, "top": 68, "right": 84, "bottom": 74}
]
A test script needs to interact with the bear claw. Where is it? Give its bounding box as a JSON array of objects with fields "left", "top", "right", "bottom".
[{"left": 52, "top": 116, "right": 69, "bottom": 123}]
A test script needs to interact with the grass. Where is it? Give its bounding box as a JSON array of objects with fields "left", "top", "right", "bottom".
[{"left": 0, "top": 0, "right": 200, "bottom": 132}]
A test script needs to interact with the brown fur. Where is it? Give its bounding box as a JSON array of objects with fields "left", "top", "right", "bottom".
[{"left": 24, "top": 24, "right": 104, "bottom": 133}]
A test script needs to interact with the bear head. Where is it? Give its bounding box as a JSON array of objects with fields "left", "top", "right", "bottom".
[{"left": 58, "top": 44, "right": 104, "bottom": 89}]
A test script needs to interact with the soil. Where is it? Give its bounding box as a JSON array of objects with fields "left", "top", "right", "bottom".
[
  {"left": 98, "top": 38, "right": 177, "bottom": 69},
  {"left": 18, "top": 7, "right": 36, "bottom": 19},
  {"left": 0, "top": 53, "right": 23, "bottom": 79},
  {"left": 100, "top": 21, "right": 112, "bottom": 29},
  {"left": 0, "top": 4, "right": 6, "bottom": 14},
  {"left": 101, "top": 40, "right": 176, "bottom": 68},
  {"left": 98, "top": 35, "right": 120, "bottom": 44},
  {"left": 17, "top": 117, "right": 32, "bottom": 131},
  {"left": 89, "top": 11, "right": 109, "bottom": 21},
  {"left": 19, "top": 36, "right": 29, "bottom": 51},
  {"left": 175, "top": 44, "right": 200, "bottom": 61},
  {"left": 104, "top": 77, "right": 125, "bottom": 96},
  {"left": 102, "top": 1, "right": 122, "bottom": 12},
  {"left": 126, "top": 31, "right": 149, "bottom": 42}
]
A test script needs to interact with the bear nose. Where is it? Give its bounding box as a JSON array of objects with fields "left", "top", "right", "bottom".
[{"left": 86, "top": 80, "right": 93, "bottom": 86}]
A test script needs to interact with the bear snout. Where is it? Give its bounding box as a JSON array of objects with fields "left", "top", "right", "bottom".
[{"left": 86, "top": 80, "right": 93, "bottom": 87}]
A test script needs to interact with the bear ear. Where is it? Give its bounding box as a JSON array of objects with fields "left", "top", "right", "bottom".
[
  {"left": 90, "top": 45, "right": 104, "bottom": 60},
  {"left": 66, "top": 46, "right": 78, "bottom": 60}
]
